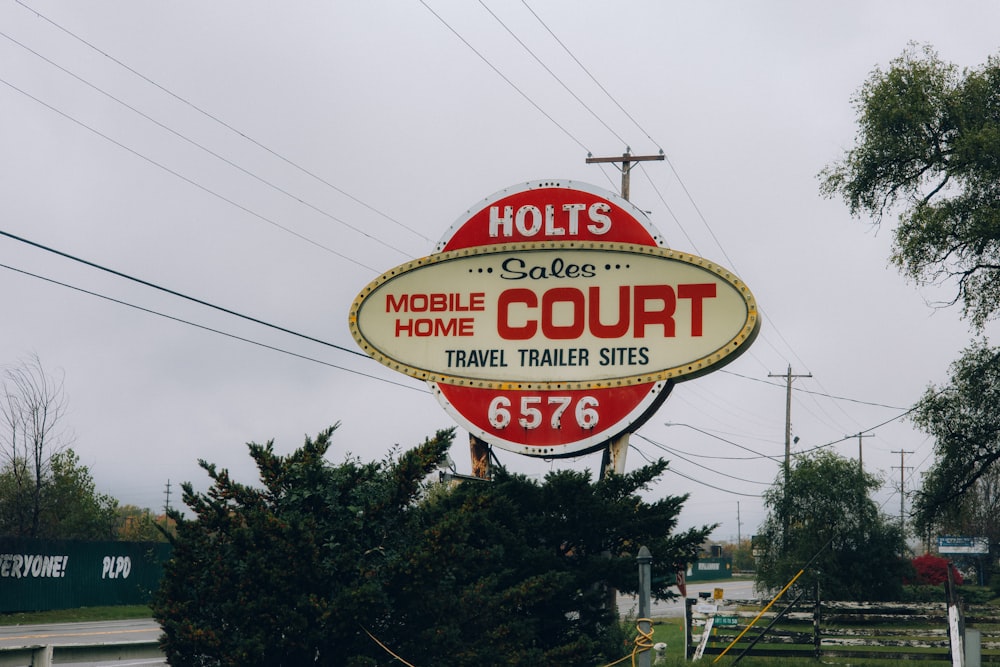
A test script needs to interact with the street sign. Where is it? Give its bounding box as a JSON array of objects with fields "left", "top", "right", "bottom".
[
  {"left": 715, "top": 615, "right": 738, "bottom": 626},
  {"left": 350, "top": 181, "right": 759, "bottom": 457},
  {"left": 937, "top": 536, "right": 989, "bottom": 554}
]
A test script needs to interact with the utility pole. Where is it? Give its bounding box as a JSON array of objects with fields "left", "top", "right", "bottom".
[
  {"left": 585, "top": 148, "right": 664, "bottom": 201},
  {"left": 163, "top": 479, "right": 172, "bottom": 516},
  {"left": 737, "top": 501, "right": 742, "bottom": 546},
  {"left": 587, "top": 148, "right": 664, "bottom": 479},
  {"left": 849, "top": 432, "right": 874, "bottom": 473},
  {"left": 768, "top": 365, "right": 812, "bottom": 483},
  {"left": 892, "top": 450, "right": 914, "bottom": 530}
]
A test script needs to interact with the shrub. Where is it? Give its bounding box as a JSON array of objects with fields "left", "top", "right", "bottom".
[{"left": 910, "top": 553, "right": 963, "bottom": 585}]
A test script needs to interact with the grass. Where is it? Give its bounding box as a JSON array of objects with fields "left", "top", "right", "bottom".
[{"left": 0, "top": 605, "right": 153, "bottom": 626}]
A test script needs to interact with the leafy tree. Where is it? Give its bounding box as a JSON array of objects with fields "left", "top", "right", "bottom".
[
  {"left": 117, "top": 504, "right": 172, "bottom": 542},
  {"left": 820, "top": 44, "right": 1000, "bottom": 328},
  {"left": 754, "top": 451, "right": 908, "bottom": 601},
  {"left": 719, "top": 538, "right": 754, "bottom": 572},
  {"left": 386, "top": 462, "right": 712, "bottom": 666},
  {"left": 910, "top": 341, "right": 1000, "bottom": 532},
  {"left": 39, "top": 449, "right": 119, "bottom": 540},
  {"left": 0, "top": 446, "right": 118, "bottom": 540},
  {"left": 153, "top": 425, "right": 710, "bottom": 666}
]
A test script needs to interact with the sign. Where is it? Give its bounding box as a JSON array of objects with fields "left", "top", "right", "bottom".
[
  {"left": 715, "top": 615, "right": 738, "bottom": 626},
  {"left": 937, "top": 536, "right": 989, "bottom": 555},
  {"left": 350, "top": 181, "right": 759, "bottom": 456}
]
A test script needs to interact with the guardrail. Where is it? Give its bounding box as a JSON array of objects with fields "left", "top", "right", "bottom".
[{"left": 0, "top": 639, "right": 162, "bottom": 666}]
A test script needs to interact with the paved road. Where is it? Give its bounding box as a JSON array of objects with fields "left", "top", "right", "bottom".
[
  {"left": 0, "top": 619, "right": 163, "bottom": 666},
  {"left": 0, "top": 618, "right": 160, "bottom": 649},
  {"left": 618, "top": 578, "right": 758, "bottom": 618}
]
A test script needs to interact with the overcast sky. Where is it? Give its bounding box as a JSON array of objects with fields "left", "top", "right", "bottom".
[{"left": 1, "top": 1, "right": 998, "bottom": 541}]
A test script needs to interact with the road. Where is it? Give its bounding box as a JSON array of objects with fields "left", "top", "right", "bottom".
[
  {"left": 618, "top": 578, "right": 758, "bottom": 618},
  {"left": 0, "top": 619, "right": 163, "bottom": 666}
]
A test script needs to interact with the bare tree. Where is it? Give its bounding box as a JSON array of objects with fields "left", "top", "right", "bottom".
[{"left": 0, "top": 353, "right": 73, "bottom": 537}]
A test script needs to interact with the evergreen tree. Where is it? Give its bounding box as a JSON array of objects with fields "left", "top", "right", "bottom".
[{"left": 153, "top": 425, "right": 710, "bottom": 665}]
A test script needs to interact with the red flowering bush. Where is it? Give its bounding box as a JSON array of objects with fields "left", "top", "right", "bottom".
[{"left": 910, "top": 553, "right": 963, "bottom": 585}]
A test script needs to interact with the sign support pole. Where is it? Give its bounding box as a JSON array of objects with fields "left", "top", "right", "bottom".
[
  {"left": 587, "top": 149, "right": 664, "bottom": 479},
  {"left": 470, "top": 435, "right": 491, "bottom": 480}
]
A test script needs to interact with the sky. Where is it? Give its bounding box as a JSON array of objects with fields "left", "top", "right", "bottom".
[{"left": 1, "top": 0, "right": 998, "bottom": 543}]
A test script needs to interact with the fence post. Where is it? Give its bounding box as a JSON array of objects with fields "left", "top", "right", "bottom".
[
  {"left": 637, "top": 546, "right": 652, "bottom": 667},
  {"left": 946, "top": 567, "right": 965, "bottom": 667},
  {"left": 685, "top": 597, "right": 694, "bottom": 661},
  {"left": 813, "top": 580, "right": 821, "bottom": 659},
  {"left": 32, "top": 645, "right": 53, "bottom": 667}
]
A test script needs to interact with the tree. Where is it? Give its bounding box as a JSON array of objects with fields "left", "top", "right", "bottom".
[
  {"left": 0, "top": 354, "right": 72, "bottom": 537},
  {"left": 117, "top": 505, "right": 172, "bottom": 542},
  {"left": 820, "top": 44, "right": 1000, "bottom": 328},
  {"left": 910, "top": 341, "right": 1000, "bottom": 532},
  {"left": 38, "top": 448, "right": 119, "bottom": 540},
  {"left": 153, "top": 425, "right": 711, "bottom": 666},
  {"left": 386, "top": 463, "right": 712, "bottom": 666},
  {"left": 754, "top": 451, "right": 908, "bottom": 601},
  {"left": 153, "top": 425, "right": 452, "bottom": 666}
]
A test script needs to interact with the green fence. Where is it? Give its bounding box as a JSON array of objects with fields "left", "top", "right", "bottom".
[{"left": 0, "top": 537, "right": 171, "bottom": 612}]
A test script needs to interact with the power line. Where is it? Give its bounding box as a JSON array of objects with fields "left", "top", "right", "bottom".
[
  {"left": 521, "top": 0, "right": 660, "bottom": 151},
  {"left": 0, "top": 27, "right": 414, "bottom": 259},
  {"left": 417, "top": 0, "right": 591, "bottom": 154},
  {"left": 663, "top": 422, "right": 782, "bottom": 462},
  {"left": 0, "top": 261, "right": 427, "bottom": 394},
  {"left": 0, "top": 74, "right": 381, "bottom": 273},
  {"left": 635, "top": 434, "right": 770, "bottom": 485},
  {"left": 13, "top": 0, "right": 430, "bottom": 243},
  {"left": 519, "top": 0, "right": 815, "bottom": 381},
  {"left": 721, "top": 369, "right": 909, "bottom": 410},
  {"left": 0, "top": 228, "right": 369, "bottom": 359},
  {"left": 478, "top": 0, "right": 628, "bottom": 147},
  {"left": 629, "top": 440, "right": 762, "bottom": 497}
]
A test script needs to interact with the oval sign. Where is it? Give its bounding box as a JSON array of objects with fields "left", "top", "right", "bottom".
[
  {"left": 349, "top": 242, "right": 758, "bottom": 389},
  {"left": 349, "top": 180, "right": 759, "bottom": 457}
]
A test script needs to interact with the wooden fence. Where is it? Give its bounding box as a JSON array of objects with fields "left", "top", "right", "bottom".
[{"left": 685, "top": 596, "right": 1000, "bottom": 662}]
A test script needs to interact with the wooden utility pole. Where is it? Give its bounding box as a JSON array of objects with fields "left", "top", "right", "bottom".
[
  {"left": 892, "top": 449, "right": 913, "bottom": 529},
  {"left": 585, "top": 149, "right": 664, "bottom": 201},
  {"left": 587, "top": 149, "right": 664, "bottom": 479},
  {"left": 849, "top": 432, "right": 874, "bottom": 473},
  {"left": 768, "top": 365, "right": 811, "bottom": 483}
]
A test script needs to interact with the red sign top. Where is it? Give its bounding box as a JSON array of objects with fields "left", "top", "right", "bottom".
[{"left": 437, "top": 180, "right": 664, "bottom": 252}]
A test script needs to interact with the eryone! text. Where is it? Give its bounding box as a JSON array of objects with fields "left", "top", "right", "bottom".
[{"left": 0, "top": 553, "right": 69, "bottom": 578}]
